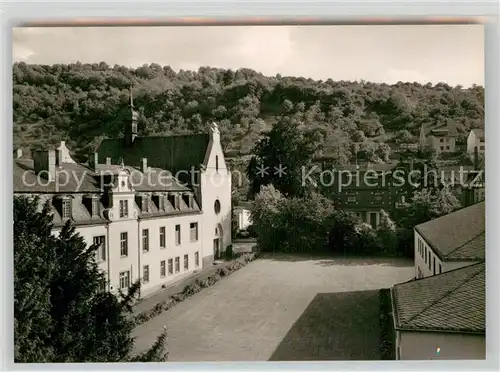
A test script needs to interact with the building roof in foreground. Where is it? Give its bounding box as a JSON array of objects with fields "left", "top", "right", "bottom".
[
  {"left": 415, "top": 202, "right": 485, "bottom": 261},
  {"left": 392, "top": 262, "right": 485, "bottom": 333}
]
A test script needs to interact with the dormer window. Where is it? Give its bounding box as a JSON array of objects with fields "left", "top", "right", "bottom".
[
  {"left": 92, "top": 197, "right": 100, "bottom": 216},
  {"left": 182, "top": 193, "right": 193, "bottom": 209},
  {"left": 62, "top": 198, "right": 72, "bottom": 219},
  {"left": 119, "top": 200, "right": 128, "bottom": 218}
]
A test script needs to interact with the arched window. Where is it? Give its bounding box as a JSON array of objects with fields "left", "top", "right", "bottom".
[{"left": 214, "top": 199, "right": 221, "bottom": 214}]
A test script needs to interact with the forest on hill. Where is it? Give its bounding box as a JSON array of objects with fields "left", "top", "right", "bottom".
[{"left": 13, "top": 62, "right": 484, "bottom": 164}]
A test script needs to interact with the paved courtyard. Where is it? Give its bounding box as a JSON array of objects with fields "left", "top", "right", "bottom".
[{"left": 132, "top": 255, "right": 414, "bottom": 361}]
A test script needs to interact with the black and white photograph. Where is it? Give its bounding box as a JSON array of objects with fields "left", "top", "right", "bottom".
[{"left": 12, "top": 23, "right": 485, "bottom": 362}]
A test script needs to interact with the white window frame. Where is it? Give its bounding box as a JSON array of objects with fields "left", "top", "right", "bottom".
[{"left": 120, "top": 232, "right": 128, "bottom": 257}]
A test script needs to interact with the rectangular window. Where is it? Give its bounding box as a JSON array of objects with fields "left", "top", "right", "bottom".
[
  {"left": 62, "top": 199, "right": 72, "bottom": 219},
  {"left": 168, "top": 259, "right": 173, "bottom": 275},
  {"left": 195, "top": 252, "right": 200, "bottom": 268},
  {"left": 433, "top": 257, "right": 436, "bottom": 275},
  {"left": 158, "top": 195, "right": 165, "bottom": 211},
  {"left": 175, "top": 257, "right": 180, "bottom": 273},
  {"left": 119, "top": 200, "right": 129, "bottom": 218},
  {"left": 190, "top": 222, "right": 198, "bottom": 242},
  {"left": 93, "top": 235, "right": 106, "bottom": 261},
  {"left": 369, "top": 213, "right": 377, "bottom": 229},
  {"left": 160, "top": 260, "right": 166, "bottom": 277},
  {"left": 439, "top": 264, "right": 442, "bottom": 274},
  {"left": 159, "top": 226, "right": 166, "bottom": 248},
  {"left": 143, "top": 265, "right": 150, "bottom": 283},
  {"left": 184, "top": 254, "right": 189, "bottom": 271},
  {"left": 480, "top": 145, "right": 485, "bottom": 151},
  {"left": 347, "top": 195, "right": 356, "bottom": 203},
  {"left": 428, "top": 252, "right": 431, "bottom": 270},
  {"left": 425, "top": 246, "right": 427, "bottom": 263},
  {"left": 119, "top": 271, "right": 130, "bottom": 290},
  {"left": 175, "top": 225, "right": 181, "bottom": 245},
  {"left": 142, "top": 229, "right": 149, "bottom": 252},
  {"left": 92, "top": 198, "right": 100, "bottom": 216},
  {"left": 440, "top": 138, "right": 444, "bottom": 143},
  {"left": 120, "top": 232, "right": 128, "bottom": 257},
  {"left": 446, "top": 146, "right": 450, "bottom": 150}
]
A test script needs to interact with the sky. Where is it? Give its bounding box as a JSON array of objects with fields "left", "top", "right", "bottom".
[{"left": 12, "top": 24, "right": 484, "bottom": 87}]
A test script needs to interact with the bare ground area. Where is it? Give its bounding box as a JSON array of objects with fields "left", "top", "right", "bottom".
[{"left": 132, "top": 255, "right": 414, "bottom": 361}]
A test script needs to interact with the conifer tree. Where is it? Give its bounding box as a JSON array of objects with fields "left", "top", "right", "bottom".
[{"left": 14, "top": 196, "right": 168, "bottom": 363}]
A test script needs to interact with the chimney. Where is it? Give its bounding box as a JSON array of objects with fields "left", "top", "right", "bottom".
[
  {"left": 106, "top": 157, "right": 111, "bottom": 165},
  {"left": 474, "top": 146, "right": 479, "bottom": 169},
  {"left": 141, "top": 157, "right": 148, "bottom": 173},
  {"left": 15, "top": 148, "right": 22, "bottom": 159},
  {"left": 33, "top": 150, "right": 56, "bottom": 182}
]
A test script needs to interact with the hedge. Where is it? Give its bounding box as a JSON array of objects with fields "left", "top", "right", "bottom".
[{"left": 133, "top": 252, "right": 259, "bottom": 326}]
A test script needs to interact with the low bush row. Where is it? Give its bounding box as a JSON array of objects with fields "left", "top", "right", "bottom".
[
  {"left": 379, "top": 288, "right": 396, "bottom": 360},
  {"left": 133, "top": 252, "right": 259, "bottom": 326}
]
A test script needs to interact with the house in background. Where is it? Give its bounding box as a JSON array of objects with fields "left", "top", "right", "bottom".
[
  {"left": 391, "top": 262, "right": 485, "bottom": 360},
  {"left": 419, "top": 123, "right": 457, "bottom": 154},
  {"left": 414, "top": 201, "right": 484, "bottom": 279},
  {"left": 428, "top": 128, "right": 457, "bottom": 154},
  {"left": 467, "top": 128, "right": 485, "bottom": 157}
]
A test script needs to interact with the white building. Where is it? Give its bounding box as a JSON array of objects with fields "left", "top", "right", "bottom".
[
  {"left": 14, "top": 107, "right": 232, "bottom": 298},
  {"left": 233, "top": 202, "right": 253, "bottom": 231},
  {"left": 413, "top": 201, "right": 484, "bottom": 279},
  {"left": 466, "top": 128, "right": 485, "bottom": 157},
  {"left": 391, "top": 262, "right": 485, "bottom": 360}
]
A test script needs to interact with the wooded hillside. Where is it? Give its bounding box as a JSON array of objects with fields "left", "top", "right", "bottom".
[{"left": 13, "top": 62, "right": 484, "bottom": 163}]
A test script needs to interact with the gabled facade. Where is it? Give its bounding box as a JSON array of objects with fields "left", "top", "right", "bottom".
[
  {"left": 419, "top": 124, "right": 457, "bottom": 154},
  {"left": 14, "top": 118, "right": 232, "bottom": 298},
  {"left": 414, "top": 202, "right": 485, "bottom": 279}
]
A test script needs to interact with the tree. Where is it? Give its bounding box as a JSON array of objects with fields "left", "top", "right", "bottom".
[
  {"left": 247, "top": 116, "right": 315, "bottom": 198},
  {"left": 14, "top": 196, "right": 168, "bottom": 363}
]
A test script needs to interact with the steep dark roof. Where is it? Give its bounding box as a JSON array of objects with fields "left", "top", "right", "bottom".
[
  {"left": 392, "top": 262, "right": 485, "bottom": 333},
  {"left": 97, "top": 134, "right": 210, "bottom": 174},
  {"left": 415, "top": 202, "right": 485, "bottom": 261}
]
